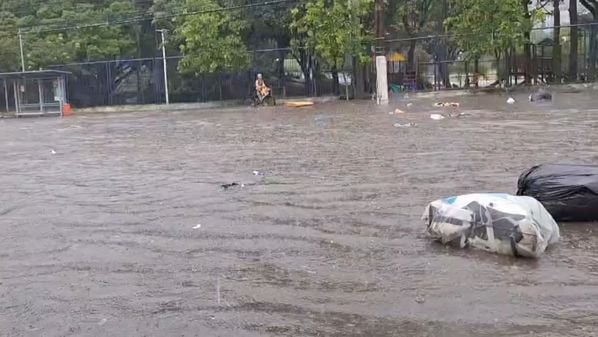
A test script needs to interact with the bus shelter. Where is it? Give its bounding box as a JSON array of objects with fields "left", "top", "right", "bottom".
[{"left": 0, "top": 70, "right": 70, "bottom": 117}]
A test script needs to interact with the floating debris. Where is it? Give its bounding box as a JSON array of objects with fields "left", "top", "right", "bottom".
[
  {"left": 529, "top": 89, "right": 552, "bottom": 102},
  {"left": 394, "top": 108, "right": 405, "bottom": 114},
  {"left": 406, "top": 103, "right": 413, "bottom": 108},
  {"left": 430, "top": 114, "right": 445, "bottom": 120},
  {"left": 394, "top": 122, "right": 416, "bottom": 128},
  {"left": 507, "top": 97, "right": 515, "bottom": 104},
  {"left": 448, "top": 112, "right": 469, "bottom": 118},
  {"left": 433, "top": 102, "right": 460, "bottom": 108},
  {"left": 193, "top": 224, "right": 202, "bottom": 230},
  {"left": 221, "top": 183, "right": 239, "bottom": 190}
]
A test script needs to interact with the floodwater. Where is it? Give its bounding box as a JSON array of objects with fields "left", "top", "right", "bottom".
[{"left": 2, "top": 90, "right": 598, "bottom": 337}]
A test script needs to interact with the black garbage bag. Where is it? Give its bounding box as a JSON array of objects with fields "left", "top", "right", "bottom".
[{"left": 517, "top": 164, "right": 598, "bottom": 222}]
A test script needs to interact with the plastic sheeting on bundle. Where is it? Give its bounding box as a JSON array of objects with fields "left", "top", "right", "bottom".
[{"left": 422, "top": 193, "right": 560, "bottom": 258}]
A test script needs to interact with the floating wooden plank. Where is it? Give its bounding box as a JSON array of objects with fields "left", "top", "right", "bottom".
[{"left": 285, "top": 101, "right": 314, "bottom": 108}]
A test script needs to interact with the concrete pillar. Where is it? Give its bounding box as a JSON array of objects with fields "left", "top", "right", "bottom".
[{"left": 376, "top": 55, "right": 389, "bottom": 104}]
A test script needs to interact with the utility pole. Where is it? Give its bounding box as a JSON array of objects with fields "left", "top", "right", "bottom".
[
  {"left": 157, "top": 29, "right": 170, "bottom": 105},
  {"left": 18, "top": 29, "right": 25, "bottom": 72}
]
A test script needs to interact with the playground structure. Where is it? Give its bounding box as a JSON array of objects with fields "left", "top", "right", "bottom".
[
  {"left": 385, "top": 32, "right": 592, "bottom": 91},
  {"left": 0, "top": 70, "right": 70, "bottom": 118}
]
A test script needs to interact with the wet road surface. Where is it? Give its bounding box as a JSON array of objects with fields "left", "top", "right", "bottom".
[{"left": 2, "top": 91, "right": 598, "bottom": 336}]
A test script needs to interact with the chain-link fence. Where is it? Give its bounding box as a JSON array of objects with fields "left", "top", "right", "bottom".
[
  {"left": 48, "top": 48, "right": 350, "bottom": 108},
  {"left": 383, "top": 25, "right": 598, "bottom": 94},
  {"left": 41, "top": 23, "right": 598, "bottom": 109}
]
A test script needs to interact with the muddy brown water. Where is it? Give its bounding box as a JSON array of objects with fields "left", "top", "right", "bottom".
[{"left": 2, "top": 91, "right": 598, "bottom": 336}]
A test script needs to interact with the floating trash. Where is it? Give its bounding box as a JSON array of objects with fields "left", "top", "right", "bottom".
[
  {"left": 221, "top": 183, "right": 239, "bottom": 190},
  {"left": 393, "top": 122, "right": 416, "bottom": 128},
  {"left": 529, "top": 89, "right": 552, "bottom": 102},
  {"left": 422, "top": 193, "right": 560, "bottom": 258},
  {"left": 517, "top": 164, "right": 598, "bottom": 222},
  {"left": 434, "top": 102, "right": 460, "bottom": 108}
]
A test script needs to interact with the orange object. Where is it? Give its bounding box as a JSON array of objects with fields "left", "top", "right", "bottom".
[
  {"left": 63, "top": 103, "right": 72, "bottom": 116},
  {"left": 286, "top": 101, "right": 314, "bottom": 108}
]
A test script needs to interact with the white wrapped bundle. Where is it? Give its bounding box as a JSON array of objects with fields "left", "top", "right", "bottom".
[{"left": 422, "top": 193, "right": 560, "bottom": 258}]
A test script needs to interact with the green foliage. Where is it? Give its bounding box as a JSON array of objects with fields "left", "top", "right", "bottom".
[
  {"left": 14, "top": 0, "right": 135, "bottom": 70},
  {"left": 392, "top": 0, "right": 436, "bottom": 36},
  {"left": 290, "top": 0, "right": 373, "bottom": 69},
  {"left": 0, "top": 11, "right": 21, "bottom": 71},
  {"left": 151, "top": 0, "right": 183, "bottom": 29},
  {"left": 0, "top": 0, "right": 137, "bottom": 70},
  {"left": 62, "top": 1, "right": 137, "bottom": 61},
  {"left": 176, "top": 0, "right": 250, "bottom": 74},
  {"left": 445, "top": 0, "right": 540, "bottom": 60}
]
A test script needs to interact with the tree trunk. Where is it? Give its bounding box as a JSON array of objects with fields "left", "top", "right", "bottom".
[
  {"left": 295, "top": 49, "right": 312, "bottom": 96},
  {"left": 408, "top": 39, "right": 417, "bottom": 70},
  {"left": 522, "top": 0, "right": 532, "bottom": 85},
  {"left": 276, "top": 36, "right": 289, "bottom": 97},
  {"left": 136, "top": 31, "right": 143, "bottom": 104},
  {"left": 332, "top": 65, "right": 340, "bottom": 95},
  {"left": 464, "top": 61, "right": 470, "bottom": 88},
  {"left": 553, "top": 0, "right": 562, "bottom": 83},
  {"left": 569, "top": 0, "right": 578, "bottom": 81},
  {"left": 352, "top": 56, "right": 368, "bottom": 99},
  {"left": 435, "top": 43, "right": 450, "bottom": 88},
  {"left": 495, "top": 49, "right": 503, "bottom": 87},
  {"left": 581, "top": 0, "right": 598, "bottom": 79},
  {"left": 590, "top": 25, "right": 598, "bottom": 81},
  {"left": 474, "top": 58, "right": 479, "bottom": 88},
  {"left": 304, "top": 61, "right": 311, "bottom": 96},
  {"left": 438, "top": 0, "right": 450, "bottom": 88}
]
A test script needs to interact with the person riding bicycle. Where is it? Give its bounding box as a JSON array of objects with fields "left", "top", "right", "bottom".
[{"left": 255, "top": 73, "right": 271, "bottom": 103}]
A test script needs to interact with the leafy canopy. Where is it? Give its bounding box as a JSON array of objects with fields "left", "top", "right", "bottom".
[
  {"left": 290, "top": 0, "right": 373, "bottom": 68},
  {"left": 176, "top": 0, "right": 250, "bottom": 74},
  {"left": 445, "top": 0, "right": 542, "bottom": 60}
]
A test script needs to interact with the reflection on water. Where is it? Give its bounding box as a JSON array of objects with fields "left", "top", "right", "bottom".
[{"left": 1, "top": 91, "right": 598, "bottom": 336}]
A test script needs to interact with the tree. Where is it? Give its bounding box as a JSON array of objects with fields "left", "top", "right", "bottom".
[
  {"left": 553, "top": 0, "right": 561, "bottom": 82},
  {"left": 446, "top": 0, "right": 538, "bottom": 86},
  {"left": 581, "top": 0, "right": 598, "bottom": 80},
  {"left": 569, "top": 0, "right": 578, "bottom": 81},
  {"left": 390, "top": 0, "right": 435, "bottom": 69},
  {"left": 3, "top": 1, "right": 138, "bottom": 70},
  {"left": 0, "top": 12, "right": 22, "bottom": 72},
  {"left": 289, "top": 4, "right": 316, "bottom": 95},
  {"left": 176, "top": 0, "right": 250, "bottom": 74},
  {"left": 245, "top": 1, "right": 296, "bottom": 89},
  {"left": 290, "top": 0, "right": 373, "bottom": 94}
]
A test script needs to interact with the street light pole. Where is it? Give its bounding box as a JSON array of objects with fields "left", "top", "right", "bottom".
[
  {"left": 157, "top": 29, "right": 170, "bottom": 105},
  {"left": 18, "top": 28, "right": 25, "bottom": 72}
]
